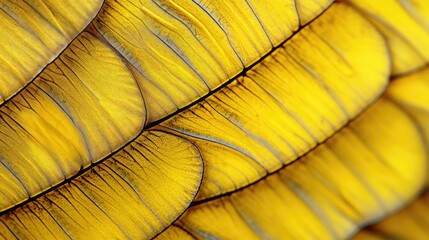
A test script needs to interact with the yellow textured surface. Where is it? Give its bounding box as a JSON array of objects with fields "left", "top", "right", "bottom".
[
  {"left": 0, "top": 0, "right": 103, "bottom": 105},
  {"left": 348, "top": 0, "right": 429, "bottom": 75},
  {"left": 353, "top": 191, "right": 429, "bottom": 240},
  {"left": 295, "top": 0, "right": 332, "bottom": 25},
  {"left": 159, "top": 3, "right": 389, "bottom": 200},
  {"left": 156, "top": 225, "right": 195, "bottom": 240},
  {"left": 161, "top": 99, "right": 426, "bottom": 240},
  {"left": 94, "top": 0, "right": 333, "bottom": 123},
  {"left": 0, "top": 32, "right": 145, "bottom": 212},
  {"left": 0, "top": 131, "right": 203, "bottom": 240},
  {"left": 387, "top": 67, "right": 429, "bottom": 184},
  {"left": 352, "top": 67, "right": 429, "bottom": 240},
  {"left": 3, "top": 0, "right": 429, "bottom": 239}
]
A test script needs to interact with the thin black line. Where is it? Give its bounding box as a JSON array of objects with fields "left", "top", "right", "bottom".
[
  {"left": 0, "top": 1, "right": 333, "bottom": 217},
  {"left": 0, "top": 0, "right": 106, "bottom": 108},
  {"left": 190, "top": 91, "right": 387, "bottom": 207}
]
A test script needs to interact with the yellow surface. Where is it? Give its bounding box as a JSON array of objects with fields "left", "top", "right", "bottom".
[
  {"left": 2, "top": 0, "right": 429, "bottom": 239},
  {"left": 348, "top": 0, "right": 429, "bottom": 75},
  {"left": 352, "top": 67, "right": 429, "bottom": 239},
  {"left": 0, "top": 131, "right": 203, "bottom": 240},
  {"left": 387, "top": 67, "right": 429, "bottom": 184},
  {"left": 159, "top": 98, "right": 426, "bottom": 240},
  {"left": 158, "top": 3, "right": 389, "bottom": 200},
  {"left": 0, "top": 0, "right": 103, "bottom": 105},
  {"left": 353, "top": 231, "right": 390, "bottom": 240},
  {"left": 156, "top": 225, "right": 195, "bottom": 240},
  {"left": 94, "top": 0, "right": 333, "bottom": 123},
  {"left": 0, "top": 32, "right": 145, "bottom": 212},
  {"left": 295, "top": 0, "right": 332, "bottom": 25},
  {"left": 353, "top": 191, "right": 429, "bottom": 240}
]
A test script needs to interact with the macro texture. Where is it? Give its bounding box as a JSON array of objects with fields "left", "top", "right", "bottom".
[
  {"left": 0, "top": 0, "right": 103, "bottom": 104},
  {"left": 352, "top": 66, "right": 429, "bottom": 240},
  {"left": 0, "top": 0, "right": 429, "bottom": 239}
]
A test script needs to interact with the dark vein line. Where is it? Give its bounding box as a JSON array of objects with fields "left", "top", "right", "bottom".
[
  {"left": 0, "top": 1, "right": 106, "bottom": 108},
  {"left": 0, "top": 2, "right": 334, "bottom": 217},
  {"left": 191, "top": 91, "right": 384, "bottom": 206}
]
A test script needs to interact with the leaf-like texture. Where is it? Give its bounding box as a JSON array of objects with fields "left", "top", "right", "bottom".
[
  {"left": 0, "top": 32, "right": 145, "bottom": 212},
  {"left": 93, "top": 0, "right": 333, "bottom": 123},
  {"left": 348, "top": 0, "right": 429, "bottom": 75},
  {"left": 353, "top": 191, "right": 429, "bottom": 240},
  {"left": 0, "top": 0, "right": 103, "bottom": 105},
  {"left": 0, "top": 131, "right": 203, "bottom": 240},
  {"left": 294, "top": 0, "right": 332, "bottom": 25},
  {"left": 351, "top": 67, "right": 429, "bottom": 240},
  {"left": 156, "top": 225, "right": 195, "bottom": 240},
  {"left": 156, "top": 2, "right": 389, "bottom": 200},
  {"left": 386, "top": 67, "right": 429, "bottom": 184},
  {"left": 157, "top": 98, "right": 426, "bottom": 240}
]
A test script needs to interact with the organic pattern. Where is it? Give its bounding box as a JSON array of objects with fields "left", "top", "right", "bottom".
[
  {"left": 353, "top": 66, "right": 429, "bottom": 240},
  {"left": 348, "top": 0, "right": 429, "bottom": 75},
  {"left": 0, "top": 0, "right": 428, "bottom": 239},
  {"left": 157, "top": 97, "right": 426, "bottom": 239},
  {"left": 0, "top": 0, "right": 103, "bottom": 104}
]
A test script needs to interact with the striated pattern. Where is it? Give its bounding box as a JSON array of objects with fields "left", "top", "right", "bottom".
[
  {"left": 0, "top": 32, "right": 145, "bottom": 212},
  {"left": 160, "top": 3, "right": 388, "bottom": 200},
  {"left": 94, "top": 0, "right": 333, "bottom": 123},
  {"left": 0, "top": 131, "right": 203, "bottom": 239},
  {"left": 353, "top": 191, "right": 429, "bottom": 240},
  {"left": 348, "top": 0, "right": 429, "bottom": 75},
  {"left": 352, "top": 66, "right": 429, "bottom": 240},
  {"left": 157, "top": 98, "right": 426, "bottom": 239},
  {"left": 0, "top": 0, "right": 429, "bottom": 239},
  {"left": 0, "top": 0, "right": 103, "bottom": 105}
]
